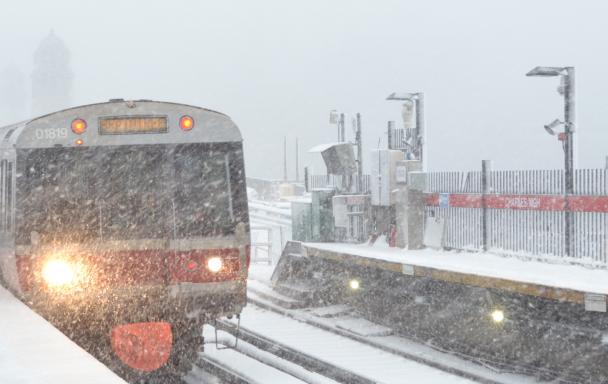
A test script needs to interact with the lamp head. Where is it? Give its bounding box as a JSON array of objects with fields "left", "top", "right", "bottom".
[
  {"left": 543, "top": 118, "right": 563, "bottom": 135},
  {"left": 526, "top": 66, "right": 566, "bottom": 77}
]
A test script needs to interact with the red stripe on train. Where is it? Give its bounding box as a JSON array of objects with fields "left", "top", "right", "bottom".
[
  {"left": 16, "top": 248, "right": 243, "bottom": 292},
  {"left": 168, "top": 248, "right": 241, "bottom": 284},
  {"left": 426, "top": 193, "right": 608, "bottom": 213}
]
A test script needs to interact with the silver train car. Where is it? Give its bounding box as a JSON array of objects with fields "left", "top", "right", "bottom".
[{"left": 0, "top": 99, "right": 250, "bottom": 380}]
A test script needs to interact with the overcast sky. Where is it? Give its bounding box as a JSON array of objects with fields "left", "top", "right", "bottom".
[{"left": 1, "top": 0, "right": 608, "bottom": 179}]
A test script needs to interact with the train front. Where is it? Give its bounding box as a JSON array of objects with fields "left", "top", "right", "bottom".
[{"left": 8, "top": 100, "right": 250, "bottom": 379}]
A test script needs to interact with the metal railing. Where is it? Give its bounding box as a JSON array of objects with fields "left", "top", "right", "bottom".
[
  {"left": 307, "top": 174, "right": 371, "bottom": 193},
  {"left": 425, "top": 168, "right": 608, "bottom": 266},
  {"left": 248, "top": 200, "right": 292, "bottom": 264}
]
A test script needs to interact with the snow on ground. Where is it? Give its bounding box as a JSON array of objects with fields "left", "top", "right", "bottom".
[
  {"left": 202, "top": 326, "right": 335, "bottom": 384},
  {"left": 306, "top": 241, "right": 608, "bottom": 295},
  {"left": 249, "top": 262, "right": 275, "bottom": 283},
  {"left": 234, "top": 305, "right": 478, "bottom": 384},
  {"left": 0, "top": 286, "right": 125, "bottom": 384}
]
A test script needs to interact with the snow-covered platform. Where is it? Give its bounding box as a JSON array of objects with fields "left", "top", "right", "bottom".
[
  {"left": 0, "top": 286, "right": 126, "bottom": 384},
  {"left": 304, "top": 242, "right": 608, "bottom": 308}
]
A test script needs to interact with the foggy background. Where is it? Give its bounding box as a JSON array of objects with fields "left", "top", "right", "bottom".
[{"left": 1, "top": 0, "right": 607, "bottom": 179}]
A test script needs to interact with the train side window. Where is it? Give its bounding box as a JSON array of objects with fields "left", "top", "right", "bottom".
[
  {"left": 0, "top": 159, "right": 12, "bottom": 233},
  {"left": 6, "top": 161, "right": 12, "bottom": 232},
  {"left": 224, "top": 153, "right": 235, "bottom": 222},
  {"left": 0, "top": 160, "right": 5, "bottom": 232}
]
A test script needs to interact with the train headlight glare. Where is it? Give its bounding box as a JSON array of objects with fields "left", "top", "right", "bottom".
[
  {"left": 491, "top": 309, "right": 505, "bottom": 323},
  {"left": 42, "top": 260, "right": 75, "bottom": 287},
  {"left": 207, "top": 257, "right": 223, "bottom": 273},
  {"left": 349, "top": 279, "right": 360, "bottom": 290}
]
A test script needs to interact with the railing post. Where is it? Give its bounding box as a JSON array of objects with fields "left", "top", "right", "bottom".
[
  {"left": 481, "top": 160, "right": 492, "bottom": 252},
  {"left": 387, "top": 121, "right": 395, "bottom": 149},
  {"left": 304, "top": 167, "right": 309, "bottom": 192}
]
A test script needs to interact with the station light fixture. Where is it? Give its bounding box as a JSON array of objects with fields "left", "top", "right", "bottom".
[
  {"left": 71, "top": 118, "right": 87, "bottom": 134},
  {"left": 207, "top": 257, "right": 223, "bottom": 273},
  {"left": 543, "top": 118, "right": 564, "bottom": 136},
  {"left": 386, "top": 92, "right": 422, "bottom": 101},
  {"left": 526, "top": 66, "right": 566, "bottom": 77},
  {"left": 349, "top": 279, "right": 361, "bottom": 290},
  {"left": 179, "top": 115, "right": 194, "bottom": 131}
]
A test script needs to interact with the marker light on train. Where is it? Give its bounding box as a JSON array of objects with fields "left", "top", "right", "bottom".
[
  {"left": 42, "top": 259, "right": 76, "bottom": 287},
  {"left": 179, "top": 116, "right": 194, "bottom": 131},
  {"left": 75, "top": 138, "right": 84, "bottom": 146},
  {"left": 207, "top": 257, "right": 223, "bottom": 273},
  {"left": 187, "top": 260, "right": 198, "bottom": 270},
  {"left": 71, "top": 119, "right": 87, "bottom": 134}
]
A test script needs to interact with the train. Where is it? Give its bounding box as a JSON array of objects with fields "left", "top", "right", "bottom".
[{"left": 0, "top": 99, "right": 250, "bottom": 381}]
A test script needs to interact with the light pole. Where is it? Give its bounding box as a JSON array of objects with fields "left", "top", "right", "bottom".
[
  {"left": 386, "top": 92, "right": 426, "bottom": 171},
  {"left": 526, "top": 66, "right": 575, "bottom": 257}
]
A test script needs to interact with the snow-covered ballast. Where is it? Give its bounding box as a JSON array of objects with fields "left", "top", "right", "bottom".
[{"left": 0, "top": 100, "right": 250, "bottom": 380}]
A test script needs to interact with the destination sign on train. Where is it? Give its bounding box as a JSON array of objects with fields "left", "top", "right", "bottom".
[{"left": 99, "top": 116, "right": 168, "bottom": 135}]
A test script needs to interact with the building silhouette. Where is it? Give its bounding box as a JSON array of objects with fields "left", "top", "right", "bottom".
[{"left": 31, "top": 30, "right": 73, "bottom": 117}]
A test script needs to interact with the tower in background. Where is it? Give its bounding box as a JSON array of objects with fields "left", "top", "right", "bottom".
[{"left": 31, "top": 30, "right": 73, "bottom": 116}]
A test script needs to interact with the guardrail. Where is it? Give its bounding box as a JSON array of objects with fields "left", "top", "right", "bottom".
[{"left": 248, "top": 200, "right": 292, "bottom": 264}]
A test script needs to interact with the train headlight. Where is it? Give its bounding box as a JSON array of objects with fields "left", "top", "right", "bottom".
[
  {"left": 207, "top": 257, "right": 223, "bottom": 273},
  {"left": 349, "top": 279, "right": 361, "bottom": 290},
  {"left": 42, "top": 260, "right": 76, "bottom": 287},
  {"left": 491, "top": 309, "right": 505, "bottom": 323}
]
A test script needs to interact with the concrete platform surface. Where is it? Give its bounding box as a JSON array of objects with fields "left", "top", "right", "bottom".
[{"left": 0, "top": 286, "right": 125, "bottom": 384}]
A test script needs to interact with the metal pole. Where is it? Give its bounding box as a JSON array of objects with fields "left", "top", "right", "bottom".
[
  {"left": 304, "top": 166, "right": 309, "bottom": 192},
  {"left": 283, "top": 136, "right": 288, "bottom": 181},
  {"left": 295, "top": 137, "right": 299, "bottom": 182},
  {"left": 416, "top": 93, "right": 426, "bottom": 172},
  {"left": 481, "top": 160, "right": 492, "bottom": 252},
  {"left": 339, "top": 113, "right": 345, "bottom": 142},
  {"left": 387, "top": 121, "right": 395, "bottom": 149},
  {"left": 564, "top": 67, "right": 575, "bottom": 257},
  {"left": 356, "top": 113, "right": 363, "bottom": 193}
]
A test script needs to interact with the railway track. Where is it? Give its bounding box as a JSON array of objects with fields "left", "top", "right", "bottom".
[
  {"left": 214, "top": 319, "right": 375, "bottom": 384},
  {"left": 185, "top": 355, "right": 253, "bottom": 384},
  {"left": 187, "top": 323, "right": 348, "bottom": 384},
  {"left": 245, "top": 292, "right": 519, "bottom": 384},
  {"left": 182, "top": 281, "right": 532, "bottom": 384}
]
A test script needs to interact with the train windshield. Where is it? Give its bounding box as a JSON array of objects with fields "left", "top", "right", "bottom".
[{"left": 16, "top": 143, "right": 247, "bottom": 244}]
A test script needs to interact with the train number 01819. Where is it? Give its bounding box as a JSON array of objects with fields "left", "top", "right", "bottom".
[{"left": 35, "top": 127, "right": 68, "bottom": 140}]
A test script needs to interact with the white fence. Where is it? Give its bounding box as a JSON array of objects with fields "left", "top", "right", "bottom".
[
  {"left": 248, "top": 200, "right": 292, "bottom": 265},
  {"left": 426, "top": 169, "right": 608, "bottom": 266}
]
